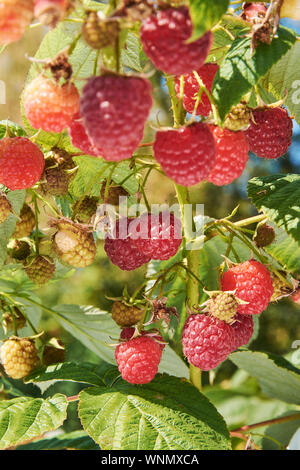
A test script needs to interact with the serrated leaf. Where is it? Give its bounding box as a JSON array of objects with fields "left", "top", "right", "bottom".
[
  {"left": 231, "top": 350, "right": 300, "bottom": 405},
  {"left": 0, "top": 394, "right": 68, "bottom": 449},
  {"left": 189, "top": 0, "right": 230, "bottom": 40},
  {"left": 247, "top": 174, "right": 300, "bottom": 246},
  {"left": 260, "top": 41, "right": 300, "bottom": 124},
  {"left": 16, "top": 430, "right": 99, "bottom": 450},
  {"left": 213, "top": 26, "right": 297, "bottom": 122},
  {"left": 122, "top": 32, "right": 147, "bottom": 72},
  {"left": 79, "top": 375, "right": 231, "bottom": 450}
]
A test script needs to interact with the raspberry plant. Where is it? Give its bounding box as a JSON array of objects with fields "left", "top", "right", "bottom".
[{"left": 0, "top": 0, "right": 300, "bottom": 452}]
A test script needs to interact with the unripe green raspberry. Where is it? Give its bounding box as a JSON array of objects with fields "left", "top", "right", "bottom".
[
  {"left": 0, "top": 337, "right": 39, "bottom": 379},
  {"left": 100, "top": 182, "right": 129, "bottom": 205},
  {"left": 25, "top": 255, "right": 55, "bottom": 285},
  {"left": 224, "top": 102, "right": 251, "bottom": 131},
  {"left": 254, "top": 223, "right": 275, "bottom": 248},
  {"left": 13, "top": 204, "right": 35, "bottom": 239},
  {"left": 42, "top": 339, "right": 65, "bottom": 366},
  {"left": 72, "top": 197, "right": 98, "bottom": 224},
  {"left": 9, "top": 239, "right": 31, "bottom": 261},
  {"left": 82, "top": 10, "right": 120, "bottom": 49},
  {"left": 112, "top": 301, "right": 144, "bottom": 327},
  {"left": 52, "top": 219, "right": 96, "bottom": 268},
  {"left": 0, "top": 194, "right": 12, "bottom": 224},
  {"left": 2, "top": 308, "right": 27, "bottom": 331},
  {"left": 206, "top": 292, "right": 239, "bottom": 323}
]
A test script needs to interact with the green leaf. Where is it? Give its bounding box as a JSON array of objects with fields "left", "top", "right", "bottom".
[
  {"left": 79, "top": 375, "right": 231, "bottom": 450},
  {"left": 25, "top": 362, "right": 104, "bottom": 387},
  {"left": 0, "top": 190, "right": 26, "bottom": 266},
  {"left": 16, "top": 430, "right": 99, "bottom": 450},
  {"left": 121, "top": 32, "right": 147, "bottom": 72},
  {"left": 0, "top": 394, "right": 68, "bottom": 449},
  {"left": 213, "top": 26, "right": 297, "bottom": 122},
  {"left": 260, "top": 41, "right": 300, "bottom": 124},
  {"left": 247, "top": 174, "right": 300, "bottom": 246},
  {"left": 231, "top": 350, "right": 300, "bottom": 405},
  {"left": 189, "top": 0, "right": 230, "bottom": 40}
]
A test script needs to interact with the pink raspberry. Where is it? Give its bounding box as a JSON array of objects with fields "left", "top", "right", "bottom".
[
  {"left": 231, "top": 313, "right": 254, "bottom": 349},
  {"left": 80, "top": 74, "right": 152, "bottom": 161},
  {"left": 206, "top": 126, "right": 249, "bottom": 186},
  {"left": 68, "top": 112, "right": 100, "bottom": 156},
  {"left": 221, "top": 260, "right": 274, "bottom": 315},
  {"left": 0, "top": 137, "right": 45, "bottom": 190},
  {"left": 130, "top": 211, "right": 182, "bottom": 261},
  {"left": 104, "top": 218, "right": 151, "bottom": 271},
  {"left": 153, "top": 123, "right": 216, "bottom": 186},
  {"left": 175, "top": 63, "right": 219, "bottom": 116},
  {"left": 120, "top": 328, "right": 166, "bottom": 350},
  {"left": 24, "top": 75, "right": 80, "bottom": 133},
  {"left": 244, "top": 107, "right": 293, "bottom": 159},
  {"left": 140, "top": 7, "right": 213, "bottom": 75},
  {"left": 115, "top": 335, "right": 162, "bottom": 384},
  {"left": 182, "top": 314, "right": 235, "bottom": 371}
]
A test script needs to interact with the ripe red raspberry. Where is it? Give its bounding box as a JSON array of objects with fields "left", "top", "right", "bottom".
[
  {"left": 206, "top": 126, "right": 249, "bottom": 186},
  {"left": 0, "top": 0, "right": 34, "bottom": 45},
  {"left": 0, "top": 137, "right": 45, "bottom": 190},
  {"left": 130, "top": 211, "right": 182, "bottom": 260},
  {"left": 154, "top": 123, "right": 216, "bottom": 186},
  {"left": 182, "top": 314, "right": 235, "bottom": 371},
  {"left": 244, "top": 107, "right": 293, "bottom": 159},
  {"left": 115, "top": 335, "right": 162, "bottom": 384},
  {"left": 0, "top": 336, "right": 39, "bottom": 379},
  {"left": 112, "top": 301, "right": 144, "bottom": 327},
  {"left": 175, "top": 63, "right": 219, "bottom": 116},
  {"left": 24, "top": 75, "right": 80, "bottom": 133},
  {"left": 80, "top": 74, "right": 152, "bottom": 161},
  {"left": 231, "top": 313, "right": 254, "bottom": 349},
  {"left": 34, "top": 0, "right": 68, "bottom": 27},
  {"left": 68, "top": 113, "right": 100, "bottom": 157},
  {"left": 104, "top": 218, "right": 151, "bottom": 271},
  {"left": 221, "top": 260, "right": 274, "bottom": 315},
  {"left": 140, "top": 7, "right": 213, "bottom": 75}
]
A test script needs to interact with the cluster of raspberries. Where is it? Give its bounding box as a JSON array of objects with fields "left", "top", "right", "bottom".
[{"left": 182, "top": 260, "right": 274, "bottom": 371}]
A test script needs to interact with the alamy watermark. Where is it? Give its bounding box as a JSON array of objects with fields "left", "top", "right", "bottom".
[{"left": 94, "top": 199, "right": 205, "bottom": 250}]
